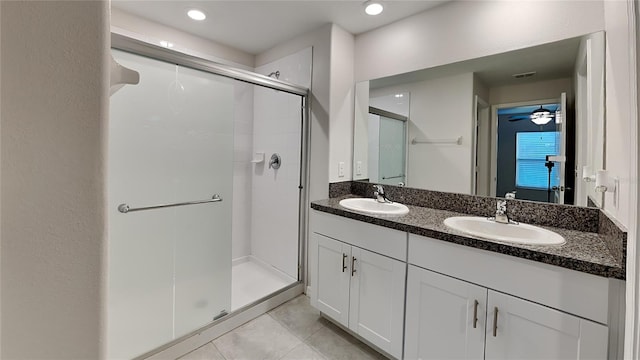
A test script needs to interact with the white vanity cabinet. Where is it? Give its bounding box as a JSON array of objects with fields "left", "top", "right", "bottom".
[
  {"left": 485, "top": 290, "right": 608, "bottom": 359},
  {"left": 310, "top": 210, "right": 407, "bottom": 359},
  {"left": 405, "top": 264, "right": 608, "bottom": 360},
  {"left": 406, "top": 233, "right": 611, "bottom": 360},
  {"left": 309, "top": 210, "right": 617, "bottom": 360},
  {"left": 404, "top": 265, "right": 487, "bottom": 359}
]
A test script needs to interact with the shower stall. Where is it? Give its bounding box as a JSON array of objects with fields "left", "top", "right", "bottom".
[{"left": 107, "top": 35, "right": 310, "bottom": 359}]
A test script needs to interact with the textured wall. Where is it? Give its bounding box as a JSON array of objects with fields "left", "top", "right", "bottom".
[{"left": 1, "top": 1, "right": 109, "bottom": 358}]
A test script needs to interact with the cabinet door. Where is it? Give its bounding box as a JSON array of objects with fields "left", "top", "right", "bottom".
[
  {"left": 349, "top": 247, "right": 406, "bottom": 359},
  {"left": 311, "top": 233, "right": 351, "bottom": 327},
  {"left": 404, "top": 265, "right": 486, "bottom": 360},
  {"left": 485, "top": 290, "right": 608, "bottom": 360}
]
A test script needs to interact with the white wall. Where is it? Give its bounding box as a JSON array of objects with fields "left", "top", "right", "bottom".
[
  {"left": 603, "top": 0, "right": 637, "bottom": 227},
  {"left": 489, "top": 78, "right": 573, "bottom": 106},
  {"left": 574, "top": 32, "right": 605, "bottom": 208},
  {"left": 355, "top": 1, "right": 604, "bottom": 82},
  {"left": 473, "top": 75, "right": 491, "bottom": 196},
  {"left": 256, "top": 24, "right": 333, "bottom": 203},
  {"left": 370, "top": 92, "right": 410, "bottom": 117},
  {"left": 329, "top": 26, "right": 355, "bottom": 182},
  {"left": 371, "top": 73, "right": 475, "bottom": 193},
  {"left": 603, "top": 2, "right": 640, "bottom": 358},
  {"left": 1, "top": 1, "right": 109, "bottom": 358},
  {"left": 473, "top": 74, "right": 489, "bottom": 104},
  {"left": 251, "top": 48, "right": 312, "bottom": 279},
  {"left": 111, "top": 8, "right": 254, "bottom": 69}
]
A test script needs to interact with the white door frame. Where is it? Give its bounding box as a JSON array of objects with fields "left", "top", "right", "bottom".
[
  {"left": 626, "top": 1, "right": 639, "bottom": 358},
  {"left": 472, "top": 95, "right": 489, "bottom": 195}
]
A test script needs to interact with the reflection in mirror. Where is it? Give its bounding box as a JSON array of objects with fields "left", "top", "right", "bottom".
[
  {"left": 368, "top": 94, "right": 409, "bottom": 186},
  {"left": 353, "top": 31, "right": 605, "bottom": 207}
]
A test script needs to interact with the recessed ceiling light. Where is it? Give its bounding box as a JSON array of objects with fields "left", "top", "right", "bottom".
[
  {"left": 364, "top": 1, "right": 384, "bottom": 16},
  {"left": 187, "top": 9, "right": 206, "bottom": 21},
  {"left": 159, "top": 40, "right": 174, "bottom": 48}
]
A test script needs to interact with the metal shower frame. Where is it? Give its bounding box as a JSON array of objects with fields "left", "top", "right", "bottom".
[{"left": 111, "top": 32, "right": 311, "bottom": 359}]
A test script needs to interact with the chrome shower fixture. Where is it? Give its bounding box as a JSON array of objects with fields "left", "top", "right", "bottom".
[{"left": 267, "top": 71, "right": 280, "bottom": 79}]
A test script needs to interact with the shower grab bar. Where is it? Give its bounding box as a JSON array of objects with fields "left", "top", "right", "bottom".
[{"left": 117, "top": 194, "right": 222, "bottom": 214}]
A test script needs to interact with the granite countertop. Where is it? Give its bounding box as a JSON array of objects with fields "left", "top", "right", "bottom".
[{"left": 311, "top": 195, "right": 624, "bottom": 279}]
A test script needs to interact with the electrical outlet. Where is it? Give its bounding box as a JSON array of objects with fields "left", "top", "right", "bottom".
[
  {"left": 338, "top": 162, "right": 345, "bottom": 177},
  {"left": 356, "top": 161, "right": 362, "bottom": 176}
]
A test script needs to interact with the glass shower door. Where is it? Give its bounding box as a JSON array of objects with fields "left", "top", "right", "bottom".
[
  {"left": 108, "top": 50, "right": 234, "bottom": 359},
  {"left": 378, "top": 116, "right": 406, "bottom": 185}
]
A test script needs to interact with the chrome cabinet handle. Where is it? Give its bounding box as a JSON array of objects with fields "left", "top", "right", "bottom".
[
  {"left": 473, "top": 300, "right": 479, "bottom": 328},
  {"left": 351, "top": 257, "right": 357, "bottom": 276},
  {"left": 342, "top": 253, "right": 347, "bottom": 272},
  {"left": 493, "top": 307, "right": 498, "bottom": 337}
]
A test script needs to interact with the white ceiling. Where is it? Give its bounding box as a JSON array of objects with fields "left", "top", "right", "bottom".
[
  {"left": 371, "top": 35, "right": 583, "bottom": 89},
  {"left": 112, "top": 0, "right": 448, "bottom": 55}
]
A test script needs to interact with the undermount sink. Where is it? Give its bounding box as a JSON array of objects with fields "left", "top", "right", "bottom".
[
  {"left": 443, "top": 216, "right": 565, "bottom": 245},
  {"left": 339, "top": 198, "right": 409, "bottom": 216}
]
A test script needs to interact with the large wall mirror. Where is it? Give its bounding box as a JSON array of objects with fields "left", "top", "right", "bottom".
[{"left": 353, "top": 31, "right": 605, "bottom": 207}]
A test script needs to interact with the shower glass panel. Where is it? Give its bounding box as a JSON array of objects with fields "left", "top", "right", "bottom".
[
  {"left": 108, "top": 50, "right": 233, "bottom": 359},
  {"left": 378, "top": 116, "right": 406, "bottom": 185}
]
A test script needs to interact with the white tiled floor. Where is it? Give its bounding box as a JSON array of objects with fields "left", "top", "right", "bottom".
[
  {"left": 231, "top": 258, "right": 297, "bottom": 311},
  {"left": 180, "top": 295, "right": 386, "bottom": 360}
]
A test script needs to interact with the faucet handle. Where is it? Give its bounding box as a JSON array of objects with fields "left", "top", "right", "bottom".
[{"left": 372, "top": 184, "right": 384, "bottom": 194}]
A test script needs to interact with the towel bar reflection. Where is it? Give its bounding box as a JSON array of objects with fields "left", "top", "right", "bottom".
[
  {"left": 382, "top": 174, "right": 405, "bottom": 180},
  {"left": 118, "top": 194, "right": 223, "bottom": 214},
  {"left": 411, "top": 136, "right": 462, "bottom": 145}
]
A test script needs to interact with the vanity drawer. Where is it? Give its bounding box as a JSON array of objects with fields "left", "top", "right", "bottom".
[
  {"left": 310, "top": 210, "right": 407, "bottom": 261},
  {"left": 408, "top": 233, "right": 609, "bottom": 325}
]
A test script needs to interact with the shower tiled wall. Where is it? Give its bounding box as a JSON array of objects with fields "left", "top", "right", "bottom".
[
  {"left": 232, "top": 82, "right": 254, "bottom": 260},
  {"left": 249, "top": 48, "right": 312, "bottom": 279}
]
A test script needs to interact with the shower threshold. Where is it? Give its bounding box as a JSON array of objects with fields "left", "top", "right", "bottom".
[
  {"left": 232, "top": 256, "right": 297, "bottom": 311},
  {"left": 135, "top": 281, "right": 304, "bottom": 360}
]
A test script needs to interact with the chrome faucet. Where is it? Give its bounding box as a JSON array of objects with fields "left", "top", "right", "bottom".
[
  {"left": 494, "top": 199, "right": 509, "bottom": 224},
  {"left": 492, "top": 191, "right": 517, "bottom": 224},
  {"left": 373, "top": 184, "right": 390, "bottom": 203}
]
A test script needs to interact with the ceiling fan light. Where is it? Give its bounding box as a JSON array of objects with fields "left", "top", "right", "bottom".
[
  {"left": 531, "top": 116, "right": 553, "bottom": 125},
  {"left": 530, "top": 106, "right": 553, "bottom": 125},
  {"left": 529, "top": 106, "right": 553, "bottom": 125}
]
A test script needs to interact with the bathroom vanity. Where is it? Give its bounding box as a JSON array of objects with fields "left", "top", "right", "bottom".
[{"left": 309, "top": 192, "right": 626, "bottom": 360}]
